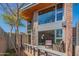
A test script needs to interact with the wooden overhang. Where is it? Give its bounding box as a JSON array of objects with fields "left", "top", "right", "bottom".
[{"left": 20, "top": 3, "right": 56, "bottom": 21}]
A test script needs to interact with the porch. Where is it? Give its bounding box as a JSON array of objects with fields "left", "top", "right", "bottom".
[{"left": 22, "top": 43, "right": 65, "bottom": 56}]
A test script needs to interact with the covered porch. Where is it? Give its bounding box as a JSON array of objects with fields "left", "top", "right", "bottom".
[{"left": 21, "top": 3, "right": 73, "bottom": 56}]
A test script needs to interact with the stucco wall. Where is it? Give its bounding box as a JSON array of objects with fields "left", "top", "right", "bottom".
[
  {"left": 0, "top": 28, "right": 8, "bottom": 56},
  {"left": 0, "top": 37, "right": 7, "bottom": 56}
]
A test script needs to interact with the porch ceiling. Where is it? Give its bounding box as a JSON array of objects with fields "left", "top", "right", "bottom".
[{"left": 20, "top": 3, "right": 56, "bottom": 21}]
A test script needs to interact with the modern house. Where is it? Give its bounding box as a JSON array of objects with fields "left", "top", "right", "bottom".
[{"left": 21, "top": 3, "right": 73, "bottom": 56}]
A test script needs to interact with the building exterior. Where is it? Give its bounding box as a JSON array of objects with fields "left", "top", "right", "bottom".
[
  {"left": 21, "top": 3, "right": 73, "bottom": 56},
  {"left": 76, "top": 21, "right": 79, "bottom": 55},
  {"left": 73, "top": 28, "right": 76, "bottom": 43},
  {"left": 0, "top": 27, "right": 8, "bottom": 55},
  {"left": 72, "top": 27, "right": 76, "bottom": 55},
  {"left": 27, "top": 22, "right": 32, "bottom": 44}
]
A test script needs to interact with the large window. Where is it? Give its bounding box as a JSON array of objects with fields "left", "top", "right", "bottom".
[
  {"left": 57, "top": 4, "right": 64, "bottom": 21},
  {"left": 38, "top": 30, "right": 55, "bottom": 45},
  {"left": 38, "top": 4, "right": 64, "bottom": 24},
  {"left": 57, "top": 13, "right": 63, "bottom": 21},
  {"left": 38, "top": 7, "right": 55, "bottom": 24},
  {"left": 38, "top": 29, "right": 63, "bottom": 45},
  {"left": 38, "top": 3, "right": 64, "bottom": 25}
]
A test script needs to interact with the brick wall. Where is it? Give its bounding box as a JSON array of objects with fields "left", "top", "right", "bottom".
[{"left": 64, "top": 3, "right": 72, "bottom": 56}]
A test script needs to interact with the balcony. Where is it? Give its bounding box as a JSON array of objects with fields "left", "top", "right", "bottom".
[{"left": 22, "top": 43, "right": 65, "bottom": 56}]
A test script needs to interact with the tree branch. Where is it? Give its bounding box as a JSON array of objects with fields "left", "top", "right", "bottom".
[{"left": 6, "top": 3, "right": 16, "bottom": 16}]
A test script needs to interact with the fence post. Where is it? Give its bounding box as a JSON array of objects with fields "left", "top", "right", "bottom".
[
  {"left": 45, "top": 51, "right": 48, "bottom": 56},
  {"left": 28, "top": 46, "right": 29, "bottom": 52},
  {"left": 33, "top": 48, "right": 35, "bottom": 56},
  {"left": 38, "top": 49, "right": 40, "bottom": 56}
]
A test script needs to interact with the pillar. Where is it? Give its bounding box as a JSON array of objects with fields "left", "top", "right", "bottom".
[
  {"left": 64, "top": 3, "right": 73, "bottom": 56},
  {"left": 31, "top": 11, "right": 38, "bottom": 45}
]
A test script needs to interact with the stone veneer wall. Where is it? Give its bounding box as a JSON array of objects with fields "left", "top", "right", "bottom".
[{"left": 31, "top": 12, "right": 38, "bottom": 45}]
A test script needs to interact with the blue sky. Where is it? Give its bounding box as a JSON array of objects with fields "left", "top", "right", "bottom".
[
  {"left": 0, "top": 3, "right": 79, "bottom": 32},
  {"left": 0, "top": 3, "right": 27, "bottom": 32},
  {"left": 73, "top": 3, "right": 79, "bottom": 27}
]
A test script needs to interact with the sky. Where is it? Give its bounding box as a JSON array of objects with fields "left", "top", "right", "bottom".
[
  {"left": 72, "top": 3, "right": 79, "bottom": 27},
  {"left": 0, "top": 3, "right": 27, "bottom": 32},
  {"left": 0, "top": 3, "right": 79, "bottom": 32}
]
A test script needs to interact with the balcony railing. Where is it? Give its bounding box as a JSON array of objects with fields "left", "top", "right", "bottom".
[{"left": 23, "top": 43, "right": 65, "bottom": 56}]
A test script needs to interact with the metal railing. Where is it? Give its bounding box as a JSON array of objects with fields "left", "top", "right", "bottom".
[{"left": 23, "top": 43, "right": 65, "bottom": 56}]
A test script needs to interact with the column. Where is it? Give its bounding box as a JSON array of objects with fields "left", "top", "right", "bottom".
[
  {"left": 64, "top": 3, "right": 73, "bottom": 56},
  {"left": 31, "top": 11, "right": 38, "bottom": 45}
]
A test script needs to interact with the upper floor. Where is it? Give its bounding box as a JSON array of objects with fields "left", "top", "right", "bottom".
[{"left": 38, "top": 3, "right": 64, "bottom": 25}]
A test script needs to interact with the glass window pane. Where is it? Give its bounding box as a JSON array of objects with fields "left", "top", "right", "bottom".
[
  {"left": 38, "top": 11, "right": 55, "bottom": 24},
  {"left": 57, "top": 13, "right": 63, "bottom": 21},
  {"left": 56, "top": 39, "right": 62, "bottom": 44},
  {"left": 56, "top": 29, "right": 62, "bottom": 37},
  {"left": 38, "top": 6, "right": 56, "bottom": 25},
  {"left": 57, "top": 8, "right": 64, "bottom": 13}
]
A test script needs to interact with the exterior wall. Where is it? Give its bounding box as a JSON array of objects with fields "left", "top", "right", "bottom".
[
  {"left": 0, "top": 28, "right": 8, "bottom": 56},
  {"left": 72, "top": 28, "right": 76, "bottom": 55},
  {"left": 16, "top": 33, "right": 27, "bottom": 47},
  {"left": 7, "top": 32, "right": 27, "bottom": 49},
  {"left": 64, "top": 3, "right": 72, "bottom": 56},
  {"left": 73, "top": 28, "right": 76, "bottom": 41},
  {"left": 31, "top": 4, "right": 65, "bottom": 45},
  {"left": 8, "top": 33, "right": 16, "bottom": 49},
  {"left": 21, "top": 33, "right": 27, "bottom": 45},
  {"left": 0, "top": 27, "right": 27, "bottom": 55},
  {"left": 30, "top": 3, "right": 72, "bottom": 56},
  {"left": 38, "top": 21, "right": 63, "bottom": 31},
  {"left": 25, "top": 33, "right": 29, "bottom": 44},
  {"left": 0, "top": 37, "right": 7, "bottom": 55},
  {"left": 76, "top": 22, "right": 79, "bottom": 55}
]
